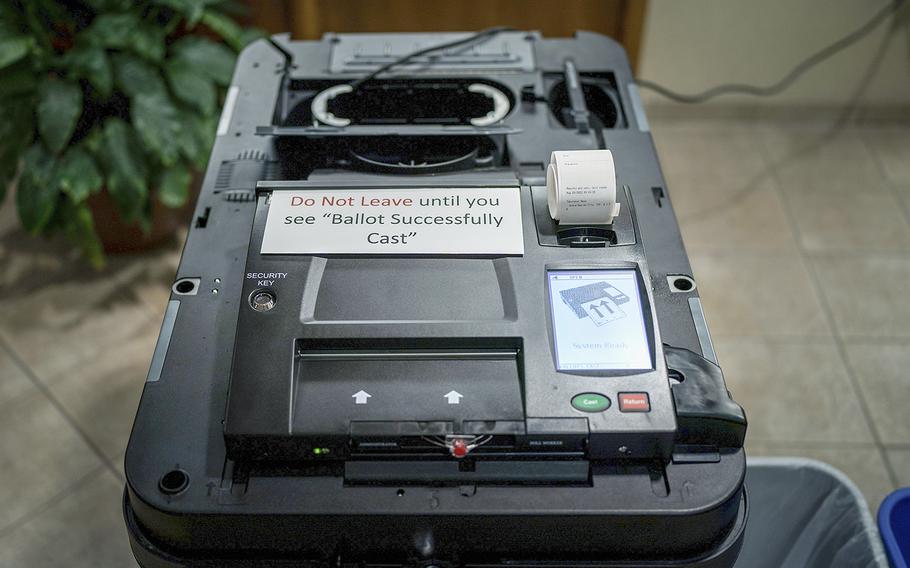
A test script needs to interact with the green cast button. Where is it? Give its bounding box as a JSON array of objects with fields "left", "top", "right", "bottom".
[{"left": 571, "top": 393, "right": 611, "bottom": 413}]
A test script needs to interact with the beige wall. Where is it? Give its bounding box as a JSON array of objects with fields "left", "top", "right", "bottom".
[{"left": 638, "top": 0, "right": 910, "bottom": 111}]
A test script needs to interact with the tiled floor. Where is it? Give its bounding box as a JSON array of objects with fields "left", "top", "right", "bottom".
[
  {"left": 0, "top": 202, "right": 179, "bottom": 567},
  {"left": 652, "top": 116, "right": 910, "bottom": 512},
  {"left": 0, "top": 115, "right": 908, "bottom": 566}
]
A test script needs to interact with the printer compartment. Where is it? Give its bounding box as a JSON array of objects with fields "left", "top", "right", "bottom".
[{"left": 531, "top": 184, "right": 637, "bottom": 248}]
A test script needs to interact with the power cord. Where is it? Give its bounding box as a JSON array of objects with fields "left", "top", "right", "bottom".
[
  {"left": 342, "top": 3, "right": 903, "bottom": 103},
  {"left": 349, "top": 26, "right": 517, "bottom": 90},
  {"left": 636, "top": 0, "right": 906, "bottom": 103}
]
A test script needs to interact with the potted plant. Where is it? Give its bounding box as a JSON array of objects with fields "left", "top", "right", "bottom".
[{"left": 0, "top": 0, "right": 260, "bottom": 266}]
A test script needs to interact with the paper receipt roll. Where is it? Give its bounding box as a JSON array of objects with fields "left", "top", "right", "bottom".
[{"left": 546, "top": 149, "right": 621, "bottom": 225}]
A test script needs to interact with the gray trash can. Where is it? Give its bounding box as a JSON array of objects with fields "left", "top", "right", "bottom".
[{"left": 736, "top": 457, "right": 889, "bottom": 568}]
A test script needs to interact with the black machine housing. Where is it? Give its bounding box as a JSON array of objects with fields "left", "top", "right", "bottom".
[{"left": 124, "top": 31, "right": 748, "bottom": 567}]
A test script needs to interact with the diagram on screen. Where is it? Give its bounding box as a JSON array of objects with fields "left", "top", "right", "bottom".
[{"left": 559, "top": 281, "right": 630, "bottom": 327}]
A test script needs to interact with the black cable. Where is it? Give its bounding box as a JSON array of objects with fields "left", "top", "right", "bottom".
[
  {"left": 349, "top": 26, "right": 516, "bottom": 90},
  {"left": 636, "top": 0, "right": 905, "bottom": 104},
  {"left": 678, "top": 12, "right": 899, "bottom": 225}
]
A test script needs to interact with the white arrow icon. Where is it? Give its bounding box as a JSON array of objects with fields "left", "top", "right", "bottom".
[
  {"left": 444, "top": 390, "right": 463, "bottom": 404},
  {"left": 352, "top": 390, "right": 371, "bottom": 404}
]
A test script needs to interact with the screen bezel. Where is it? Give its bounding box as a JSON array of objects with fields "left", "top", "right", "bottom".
[{"left": 545, "top": 265, "right": 657, "bottom": 376}]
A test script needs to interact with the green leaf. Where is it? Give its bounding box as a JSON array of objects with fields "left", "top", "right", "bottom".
[
  {"left": 152, "top": 0, "right": 208, "bottom": 27},
  {"left": 131, "top": 23, "right": 166, "bottom": 62},
  {"left": 0, "top": 58, "right": 37, "bottom": 99},
  {"left": 16, "top": 143, "right": 59, "bottom": 233},
  {"left": 0, "top": 96, "right": 34, "bottom": 179},
  {"left": 157, "top": 162, "right": 191, "bottom": 208},
  {"left": 132, "top": 90, "right": 182, "bottom": 166},
  {"left": 0, "top": 147, "right": 18, "bottom": 205},
  {"left": 111, "top": 52, "right": 166, "bottom": 98},
  {"left": 63, "top": 45, "right": 112, "bottom": 98},
  {"left": 175, "top": 108, "right": 215, "bottom": 169},
  {"left": 174, "top": 109, "right": 202, "bottom": 166},
  {"left": 0, "top": 172, "right": 9, "bottom": 204},
  {"left": 99, "top": 118, "right": 148, "bottom": 222},
  {"left": 0, "top": 35, "right": 33, "bottom": 70},
  {"left": 83, "top": 13, "right": 142, "bottom": 49},
  {"left": 0, "top": 102, "right": 22, "bottom": 203},
  {"left": 55, "top": 147, "right": 103, "bottom": 203},
  {"left": 197, "top": 113, "right": 216, "bottom": 155},
  {"left": 101, "top": 121, "right": 148, "bottom": 219},
  {"left": 63, "top": 201, "right": 105, "bottom": 269},
  {"left": 200, "top": 9, "right": 245, "bottom": 51},
  {"left": 170, "top": 36, "right": 235, "bottom": 86},
  {"left": 25, "top": 0, "right": 69, "bottom": 25},
  {"left": 81, "top": 126, "right": 104, "bottom": 155},
  {"left": 0, "top": 3, "right": 25, "bottom": 32},
  {"left": 37, "top": 78, "right": 83, "bottom": 154},
  {"left": 165, "top": 59, "right": 215, "bottom": 114},
  {"left": 20, "top": 3, "right": 51, "bottom": 53},
  {"left": 83, "top": 0, "right": 134, "bottom": 11},
  {"left": 238, "top": 28, "right": 266, "bottom": 49}
]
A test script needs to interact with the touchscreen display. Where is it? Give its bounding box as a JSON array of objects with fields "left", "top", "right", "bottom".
[{"left": 547, "top": 269, "right": 652, "bottom": 371}]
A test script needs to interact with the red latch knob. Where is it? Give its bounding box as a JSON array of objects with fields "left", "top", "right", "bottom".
[{"left": 451, "top": 438, "right": 468, "bottom": 458}]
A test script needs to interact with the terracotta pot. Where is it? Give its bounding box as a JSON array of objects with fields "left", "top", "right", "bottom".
[{"left": 88, "top": 180, "right": 198, "bottom": 254}]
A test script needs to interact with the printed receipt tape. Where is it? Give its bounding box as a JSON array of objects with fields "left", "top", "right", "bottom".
[{"left": 546, "top": 149, "right": 620, "bottom": 225}]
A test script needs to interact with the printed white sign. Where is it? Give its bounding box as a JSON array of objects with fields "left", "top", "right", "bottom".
[{"left": 261, "top": 187, "right": 525, "bottom": 255}]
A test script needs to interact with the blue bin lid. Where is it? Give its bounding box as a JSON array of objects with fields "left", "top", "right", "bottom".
[{"left": 879, "top": 487, "right": 910, "bottom": 568}]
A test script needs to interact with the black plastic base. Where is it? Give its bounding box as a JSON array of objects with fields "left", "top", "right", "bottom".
[{"left": 124, "top": 488, "right": 748, "bottom": 568}]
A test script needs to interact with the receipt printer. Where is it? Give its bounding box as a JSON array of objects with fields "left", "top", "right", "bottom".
[{"left": 124, "top": 30, "right": 747, "bottom": 568}]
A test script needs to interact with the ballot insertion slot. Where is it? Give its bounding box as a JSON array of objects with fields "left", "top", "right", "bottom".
[
  {"left": 288, "top": 340, "right": 588, "bottom": 467},
  {"left": 297, "top": 348, "right": 518, "bottom": 361},
  {"left": 290, "top": 338, "right": 542, "bottom": 460}
]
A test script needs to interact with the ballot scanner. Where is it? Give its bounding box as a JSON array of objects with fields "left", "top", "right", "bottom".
[{"left": 124, "top": 30, "right": 748, "bottom": 567}]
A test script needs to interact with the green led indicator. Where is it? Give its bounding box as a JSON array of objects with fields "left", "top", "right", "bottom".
[{"left": 313, "top": 447, "right": 330, "bottom": 455}]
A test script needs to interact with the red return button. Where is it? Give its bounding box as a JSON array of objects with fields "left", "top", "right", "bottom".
[{"left": 618, "top": 392, "right": 650, "bottom": 413}]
